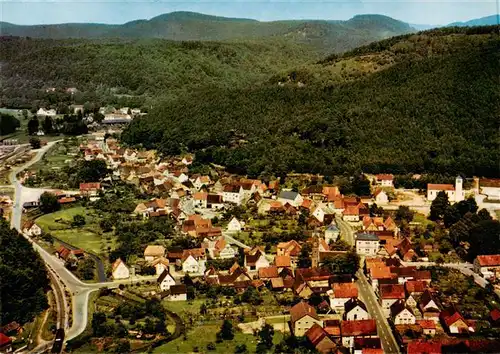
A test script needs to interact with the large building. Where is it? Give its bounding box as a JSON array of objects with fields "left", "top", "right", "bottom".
[
  {"left": 355, "top": 232, "right": 380, "bottom": 256},
  {"left": 427, "top": 176, "right": 464, "bottom": 203}
]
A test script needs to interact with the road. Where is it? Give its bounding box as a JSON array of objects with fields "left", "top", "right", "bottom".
[
  {"left": 337, "top": 216, "right": 401, "bottom": 353},
  {"left": 8, "top": 141, "right": 162, "bottom": 344}
]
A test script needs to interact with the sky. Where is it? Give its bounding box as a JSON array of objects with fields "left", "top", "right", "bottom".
[{"left": 0, "top": 0, "right": 498, "bottom": 26}]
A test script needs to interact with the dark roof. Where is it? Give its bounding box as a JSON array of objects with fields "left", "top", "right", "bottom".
[
  {"left": 390, "top": 299, "right": 414, "bottom": 317},
  {"left": 278, "top": 191, "right": 300, "bottom": 200},
  {"left": 169, "top": 284, "right": 187, "bottom": 295},
  {"left": 157, "top": 269, "right": 173, "bottom": 284},
  {"left": 290, "top": 301, "right": 319, "bottom": 323},
  {"left": 356, "top": 232, "right": 379, "bottom": 241},
  {"left": 344, "top": 298, "right": 367, "bottom": 314},
  {"left": 207, "top": 194, "right": 223, "bottom": 204}
]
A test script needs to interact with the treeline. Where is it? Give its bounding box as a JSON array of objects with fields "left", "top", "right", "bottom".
[
  {"left": 122, "top": 33, "right": 499, "bottom": 178},
  {"left": 0, "top": 113, "right": 20, "bottom": 135},
  {"left": 0, "top": 220, "right": 49, "bottom": 325}
]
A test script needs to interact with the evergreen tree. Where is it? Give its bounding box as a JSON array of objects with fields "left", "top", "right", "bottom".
[{"left": 429, "top": 191, "right": 450, "bottom": 221}]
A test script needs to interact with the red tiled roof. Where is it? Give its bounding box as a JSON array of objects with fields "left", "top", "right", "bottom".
[
  {"left": 343, "top": 205, "right": 359, "bottom": 216},
  {"left": 427, "top": 183, "right": 454, "bottom": 191},
  {"left": 490, "top": 308, "right": 500, "bottom": 322},
  {"left": 305, "top": 324, "right": 328, "bottom": 346},
  {"left": 405, "top": 280, "right": 428, "bottom": 294},
  {"left": 290, "top": 301, "right": 319, "bottom": 323},
  {"left": 275, "top": 255, "right": 291, "bottom": 268},
  {"left": 376, "top": 174, "right": 394, "bottom": 181},
  {"left": 333, "top": 282, "right": 358, "bottom": 299},
  {"left": 380, "top": 284, "right": 405, "bottom": 299},
  {"left": 341, "top": 319, "right": 377, "bottom": 337},
  {"left": 0, "top": 333, "right": 11, "bottom": 347},
  {"left": 323, "top": 319, "right": 341, "bottom": 336},
  {"left": 258, "top": 266, "right": 279, "bottom": 279},
  {"left": 417, "top": 320, "right": 436, "bottom": 329},
  {"left": 79, "top": 182, "right": 101, "bottom": 190},
  {"left": 476, "top": 255, "right": 500, "bottom": 267}
]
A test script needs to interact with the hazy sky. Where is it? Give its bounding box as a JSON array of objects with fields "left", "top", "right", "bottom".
[{"left": 1, "top": 0, "right": 498, "bottom": 26}]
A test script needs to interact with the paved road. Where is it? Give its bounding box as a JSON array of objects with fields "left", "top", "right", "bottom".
[
  {"left": 223, "top": 231, "right": 251, "bottom": 249},
  {"left": 8, "top": 141, "right": 162, "bottom": 343},
  {"left": 337, "top": 217, "right": 401, "bottom": 353}
]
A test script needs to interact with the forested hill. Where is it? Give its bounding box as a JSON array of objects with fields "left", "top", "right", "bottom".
[
  {"left": 0, "top": 37, "right": 319, "bottom": 108},
  {"left": 0, "top": 12, "right": 414, "bottom": 53},
  {"left": 121, "top": 26, "right": 500, "bottom": 178}
]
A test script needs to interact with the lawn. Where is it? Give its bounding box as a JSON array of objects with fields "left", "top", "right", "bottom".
[
  {"left": 153, "top": 323, "right": 284, "bottom": 354},
  {"left": 412, "top": 213, "right": 435, "bottom": 228},
  {"left": 30, "top": 138, "right": 81, "bottom": 172},
  {"left": 36, "top": 206, "right": 116, "bottom": 255}
]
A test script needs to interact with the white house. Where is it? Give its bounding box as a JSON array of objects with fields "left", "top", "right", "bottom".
[
  {"left": 182, "top": 253, "right": 206, "bottom": 274},
  {"left": 427, "top": 176, "right": 464, "bottom": 203},
  {"left": 374, "top": 189, "right": 389, "bottom": 204},
  {"left": 37, "top": 108, "right": 56, "bottom": 117},
  {"left": 22, "top": 221, "right": 42, "bottom": 237},
  {"left": 157, "top": 269, "right": 176, "bottom": 291},
  {"left": 244, "top": 250, "right": 270, "bottom": 271},
  {"left": 380, "top": 284, "right": 405, "bottom": 317},
  {"left": 473, "top": 255, "right": 500, "bottom": 279},
  {"left": 290, "top": 302, "right": 323, "bottom": 336},
  {"left": 328, "top": 282, "right": 358, "bottom": 311},
  {"left": 375, "top": 174, "right": 394, "bottom": 187},
  {"left": 112, "top": 258, "right": 130, "bottom": 280},
  {"left": 324, "top": 224, "right": 340, "bottom": 244},
  {"left": 277, "top": 191, "right": 304, "bottom": 207},
  {"left": 166, "top": 284, "right": 188, "bottom": 301},
  {"left": 149, "top": 257, "right": 170, "bottom": 275},
  {"left": 344, "top": 298, "right": 370, "bottom": 321},
  {"left": 223, "top": 185, "right": 244, "bottom": 205},
  {"left": 227, "top": 217, "right": 244, "bottom": 232},
  {"left": 193, "top": 176, "right": 211, "bottom": 190},
  {"left": 355, "top": 233, "right": 380, "bottom": 256},
  {"left": 391, "top": 300, "right": 416, "bottom": 325},
  {"left": 311, "top": 204, "right": 335, "bottom": 223}
]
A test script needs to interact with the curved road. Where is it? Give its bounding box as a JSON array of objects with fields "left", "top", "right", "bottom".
[{"left": 9, "top": 141, "right": 157, "bottom": 344}]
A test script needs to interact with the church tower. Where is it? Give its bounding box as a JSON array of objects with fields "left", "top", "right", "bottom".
[{"left": 455, "top": 176, "right": 463, "bottom": 202}]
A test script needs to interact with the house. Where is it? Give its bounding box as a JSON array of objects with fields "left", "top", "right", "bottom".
[
  {"left": 380, "top": 284, "right": 405, "bottom": 317},
  {"left": 227, "top": 217, "right": 244, "bottom": 232},
  {"left": 440, "top": 306, "right": 473, "bottom": 334},
  {"left": 343, "top": 205, "right": 360, "bottom": 222},
  {"left": 427, "top": 176, "right": 464, "bottom": 203},
  {"left": 0, "top": 333, "right": 12, "bottom": 353},
  {"left": 165, "top": 284, "right": 188, "bottom": 301},
  {"left": 144, "top": 245, "right": 166, "bottom": 262},
  {"left": 80, "top": 182, "right": 102, "bottom": 197},
  {"left": 204, "top": 237, "right": 237, "bottom": 259},
  {"left": 22, "top": 221, "right": 42, "bottom": 236},
  {"left": 324, "top": 224, "right": 340, "bottom": 244},
  {"left": 305, "top": 324, "right": 337, "bottom": 354},
  {"left": 112, "top": 258, "right": 130, "bottom": 279},
  {"left": 473, "top": 254, "right": 500, "bottom": 279},
  {"left": 274, "top": 255, "right": 292, "bottom": 270},
  {"left": 193, "top": 192, "right": 208, "bottom": 208},
  {"left": 418, "top": 290, "right": 441, "bottom": 323},
  {"left": 245, "top": 250, "right": 270, "bottom": 271},
  {"left": 290, "top": 301, "right": 323, "bottom": 336},
  {"left": 344, "top": 298, "right": 370, "bottom": 321},
  {"left": 258, "top": 266, "right": 279, "bottom": 280},
  {"left": 417, "top": 320, "right": 436, "bottom": 336},
  {"left": 157, "top": 269, "right": 176, "bottom": 291},
  {"left": 312, "top": 204, "right": 336, "bottom": 224},
  {"left": 36, "top": 108, "right": 56, "bottom": 117},
  {"left": 341, "top": 319, "right": 377, "bottom": 349},
  {"left": 277, "top": 191, "right": 304, "bottom": 207},
  {"left": 329, "top": 282, "right": 358, "bottom": 311},
  {"left": 55, "top": 245, "right": 81, "bottom": 267},
  {"left": 181, "top": 249, "right": 206, "bottom": 274},
  {"left": 375, "top": 174, "right": 394, "bottom": 187},
  {"left": 390, "top": 299, "right": 416, "bottom": 325},
  {"left": 206, "top": 194, "right": 224, "bottom": 209},
  {"left": 373, "top": 189, "right": 389, "bottom": 204},
  {"left": 149, "top": 257, "right": 170, "bottom": 275},
  {"left": 277, "top": 240, "right": 302, "bottom": 267},
  {"left": 356, "top": 233, "right": 380, "bottom": 256},
  {"left": 478, "top": 178, "right": 500, "bottom": 200},
  {"left": 222, "top": 184, "right": 244, "bottom": 205},
  {"left": 193, "top": 175, "right": 211, "bottom": 190}
]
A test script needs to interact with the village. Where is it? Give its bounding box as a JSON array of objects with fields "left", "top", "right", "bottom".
[{"left": 1, "top": 120, "right": 500, "bottom": 354}]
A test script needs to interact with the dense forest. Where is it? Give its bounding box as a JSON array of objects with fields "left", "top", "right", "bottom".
[
  {"left": 121, "top": 27, "right": 500, "bottom": 178},
  {"left": 0, "top": 37, "right": 318, "bottom": 108},
  {"left": 0, "top": 12, "right": 413, "bottom": 54},
  {"left": 0, "top": 220, "right": 50, "bottom": 325}
]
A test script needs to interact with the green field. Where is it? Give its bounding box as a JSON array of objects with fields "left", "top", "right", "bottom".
[
  {"left": 36, "top": 206, "right": 116, "bottom": 255},
  {"left": 154, "top": 323, "right": 283, "bottom": 354},
  {"left": 0, "top": 108, "right": 62, "bottom": 143}
]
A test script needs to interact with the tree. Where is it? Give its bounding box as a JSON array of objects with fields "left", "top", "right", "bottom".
[
  {"left": 297, "top": 243, "right": 312, "bottom": 268},
  {"left": 455, "top": 197, "right": 478, "bottom": 217},
  {"left": 0, "top": 220, "right": 49, "bottom": 325},
  {"left": 72, "top": 214, "right": 86, "bottom": 227},
  {"left": 322, "top": 250, "right": 360, "bottom": 275},
  {"left": 77, "top": 258, "right": 95, "bottom": 280},
  {"left": 395, "top": 205, "right": 414, "bottom": 223},
  {"left": 39, "top": 192, "right": 60, "bottom": 214},
  {"left": 29, "top": 137, "right": 41, "bottom": 149},
  {"left": 429, "top": 191, "right": 450, "bottom": 221},
  {"left": 217, "top": 319, "right": 234, "bottom": 341},
  {"left": 234, "top": 344, "right": 248, "bottom": 354},
  {"left": 477, "top": 208, "right": 492, "bottom": 221},
  {"left": 99, "top": 218, "right": 114, "bottom": 232},
  {"left": 468, "top": 220, "right": 500, "bottom": 259},
  {"left": 240, "top": 286, "right": 262, "bottom": 305},
  {"left": 329, "top": 239, "right": 351, "bottom": 251},
  {"left": 75, "top": 159, "right": 109, "bottom": 185},
  {"left": 114, "top": 339, "right": 130, "bottom": 353},
  {"left": 369, "top": 203, "right": 384, "bottom": 217},
  {"left": 200, "top": 303, "right": 208, "bottom": 315},
  {"left": 42, "top": 116, "right": 54, "bottom": 134},
  {"left": 0, "top": 113, "right": 20, "bottom": 135},
  {"left": 352, "top": 173, "right": 371, "bottom": 196},
  {"left": 91, "top": 312, "right": 107, "bottom": 337},
  {"left": 27, "top": 117, "right": 39, "bottom": 135},
  {"left": 21, "top": 109, "right": 28, "bottom": 120},
  {"left": 443, "top": 205, "right": 461, "bottom": 228}
]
